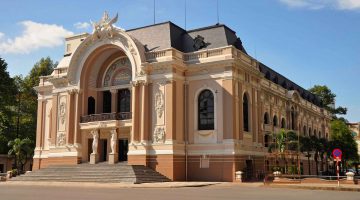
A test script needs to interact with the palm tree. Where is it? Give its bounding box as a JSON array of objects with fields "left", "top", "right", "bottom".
[{"left": 8, "top": 138, "right": 33, "bottom": 174}]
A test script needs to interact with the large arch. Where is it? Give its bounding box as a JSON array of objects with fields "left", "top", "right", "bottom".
[{"left": 67, "top": 28, "right": 146, "bottom": 87}]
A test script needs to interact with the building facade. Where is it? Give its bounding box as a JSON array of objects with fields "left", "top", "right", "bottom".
[
  {"left": 33, "top": 13, "right": 332, "bottom": 181},
  {"left": 347, "top": 122, "right": 360, "bottom": 156}
]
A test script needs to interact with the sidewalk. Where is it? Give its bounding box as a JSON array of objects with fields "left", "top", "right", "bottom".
[
  {"left": 265, "top": 183, "right": 360, "bottom": 192},
  {"left": 0, "top": 181, "right": 222, "bottom": 188}
]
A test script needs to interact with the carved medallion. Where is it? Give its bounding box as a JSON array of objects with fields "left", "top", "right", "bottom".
[{"left": 153, "top": 127, "right": 165, "bottom": 143}]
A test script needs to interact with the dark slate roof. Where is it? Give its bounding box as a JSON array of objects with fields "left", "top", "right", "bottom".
[
  {"left": 259, "top": 63, "right": 322, "bottom": 107},
  {"left": 127, "top": 21, "right": 321, "bottom": 107},
  {"left": 126, "top": 21, "right": 247, "bottom": 53}
]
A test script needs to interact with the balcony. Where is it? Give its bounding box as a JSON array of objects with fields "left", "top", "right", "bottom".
[{"left": 80, "top": 112, "right": 132, "bottom": 123}]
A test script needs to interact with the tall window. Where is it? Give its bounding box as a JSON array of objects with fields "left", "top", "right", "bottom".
[
  {"left": 273, "top": 115, "right": 278, "bottom": 127},
  {"left": 88, "top": 97, "right": 95, "bottom": 115},
  {"left": 281, "top": 118, "right": 286, "bottom": 129},
  {"left": 243, "top": 93, "right": 250, "bottom": 132},
  {"left": 264, "top": 112, "right": 269, "bottom": 124},
  {"left": 291, "top": 107, "right": 296, "bottom": 130},
  {"left": 303, "top": 126, "right": 307, "bottom": 136},
  {"left": 103, "top": 91, "right": 112, "bottom": 113},
  {"left": 198, "top": 89, "right": 214, "bottom": 130},
  {"left": 118, "top": 89, "right": 131, "bottom": 113}
]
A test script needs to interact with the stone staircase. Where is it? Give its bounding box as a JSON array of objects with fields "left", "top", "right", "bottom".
[{"left": 10, "top": 162, "right": 171, "bottom": 184}]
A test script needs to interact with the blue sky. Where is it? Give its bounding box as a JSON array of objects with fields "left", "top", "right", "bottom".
[{"left": 0, "top": 0, "right": 359, "bottom": 121}]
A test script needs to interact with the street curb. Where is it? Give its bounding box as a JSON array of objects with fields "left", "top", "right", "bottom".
[
  {"left": 264, "top": 184, "right": 360, "bottom": 192},
  {"left": 0, "top": 181, "right": 221, "bottom": 189}
]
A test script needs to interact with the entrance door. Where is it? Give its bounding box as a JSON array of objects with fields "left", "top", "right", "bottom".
[
  {"left": 118, "top": 139, "right": 128, "bottom": 161},
  {"left": 245, "top": 160, "right": 253, "bottom": 181},
  {"left": 99, "top": 139, "right": 108, "bottom": 162},
  {"left": 0, "top": 164, "right": 4, "bottom": 173},
  {"left": 88, "top": 138, "right": 93, "bottom": 162}
]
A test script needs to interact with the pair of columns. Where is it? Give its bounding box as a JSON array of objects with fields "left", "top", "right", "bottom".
[{"left": 89, "top": 129, "right": 118, "bottom": 164}]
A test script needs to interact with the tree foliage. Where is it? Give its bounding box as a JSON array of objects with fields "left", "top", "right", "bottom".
[
  {"left": 0, "top": 57, "right": 55, "bottom": 159},
  {"left": 8, "top": 138, "right": 33, "bottom": 173},
  {"left": 309, "top": 85, "right": 347, "bottom": 116}
]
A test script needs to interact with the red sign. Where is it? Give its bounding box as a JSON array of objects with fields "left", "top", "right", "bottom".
[{"left": 332, "top": 148, "right": 342, "bottom": 159}]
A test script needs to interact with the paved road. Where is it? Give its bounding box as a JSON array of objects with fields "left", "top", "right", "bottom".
[{"left": 0, "top": 184, "right": 358, "bottom": 200}]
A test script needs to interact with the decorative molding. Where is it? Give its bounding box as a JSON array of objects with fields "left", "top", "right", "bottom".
[
  {"left": 153, "top": 126, "right": 165, "bottom": 143},
  {"left": 56, "top": 132, "right": 66, "bottom": 146},
  {"left": 59, "top": 102, "right": 66, "bottom": 125}
]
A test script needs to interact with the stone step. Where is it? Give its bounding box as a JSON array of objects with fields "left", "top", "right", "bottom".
[{"left": 10, "top": 164, "right": 171, "bottom": 183}]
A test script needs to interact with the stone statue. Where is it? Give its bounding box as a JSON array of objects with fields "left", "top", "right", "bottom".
[
  {"left": 110, "top": 130, "right": 117, "bottom": 154},
  {"left": 91, "top": 130, "right": 98, "bottom": 154},
  {"left": 90, "top": 11, "right": 118, "bottom": 40}
]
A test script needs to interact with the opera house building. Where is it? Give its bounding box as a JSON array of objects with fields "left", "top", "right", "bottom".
[{"left": 33, "top": 13, "right": 331, "bottom": 181}]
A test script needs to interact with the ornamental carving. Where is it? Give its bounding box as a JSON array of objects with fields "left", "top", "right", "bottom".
[
  {"left": 90, "top": 11, "right": 118, "bottom": 41},
  {"left": 57, "top": 132, "right": 66, "bottom": 146},
  {"left": 154, "top": 84, "right": 164, "bottom": 119},
  {"left": 59, "top": 102, "right": 66, "bottom": 124},
  {"left": 153, "top": 127, "right": 165, "bottom": 143},
  {"left": 103, "top": 57, "right": 131, "bottom": 87}
]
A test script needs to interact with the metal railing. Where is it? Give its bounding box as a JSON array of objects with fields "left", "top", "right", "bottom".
[{"left": 80, "top": 112, "right": 132, "bottom": 123}]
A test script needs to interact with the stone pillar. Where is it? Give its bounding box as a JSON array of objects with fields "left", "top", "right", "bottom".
[
  {"left": 140, "top": 82, "right": 149, "bottom": 142},
  {"left": 110, "top": 89, "right": 118, "bottom": 113},
  {"left": 74, "top": 90, "right": 82, "bottom": 144},
  {"left": 66, "top": 90, "right": 75, "bottom": 144},
  {"left": 35, "top": 99, "right": 45, "bottom": 148},
  {"left": 89, "top": 130, "right": 99, "bottom": 164},
  {"left": 50, "top": 94, "right": 58, "bottom": 146},
  {"left": 108, "top": 129, "right": 118, "bottom": 164},
  {"left": 165, "top": 80, "right": 176, "bottom": 140},
  {"left": 131, "top": 82, "right": 140, "bottom": 142}
]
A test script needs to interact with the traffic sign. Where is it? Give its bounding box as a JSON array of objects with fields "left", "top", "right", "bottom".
[{"left": 332, "top": 148, "right": 342, "bottom": 159}]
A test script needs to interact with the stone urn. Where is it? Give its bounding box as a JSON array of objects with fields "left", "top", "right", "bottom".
[
  {"left": 235, "top": 171, "right": 243, "bottom": 182},
  {"left": 273, "top": 171, "right": 282, "bottom": 181},
  {"left": 346, "top": 172, "right": 355, "bottom": 181}
]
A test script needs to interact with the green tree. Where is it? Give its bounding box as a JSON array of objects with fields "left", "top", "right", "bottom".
[
  {"left": 8, "top": 138, "right": 33, "bottom": 173},
  {"left": 329, "top": 120, "right": 359, "bottom": 163},
  {"left": 0, "top": 57, "right": 17, "bottom": 154},
  {"left": 309, "top": 85, "right": 347, "bottom": 116},
  {"left": 15, "top": 57, "right": 56, "bottom": 142},
  {"left": 300, "top": 136, "right": 313, "bottom": 175}
]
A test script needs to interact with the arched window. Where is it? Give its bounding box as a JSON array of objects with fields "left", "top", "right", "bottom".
[
  {"left": 88, "top": 97, "right": 95, "bottom": 115},
  {"left": 314, "top": 129, "right": 317, "bottom": 137},
  {"left": 303, "top": 126, "right": 307, "bottom": 136},
  {"left": 118, "top": 89, "right": 131, "bottom": 113},
  {"left": 243, "top": 93, "right": 250, "bottom": 132},
  {"left": 281, "top": 118, "right": 286, "bottom": 129},
  {"left": 264, "top": 112, "right": 269, "bottom": 124},
  {"left": 103, "top": 91, "right": 112, "bottom": 113},
  {"left": 319, "top": 131, "right": 322, "bottom": 138},
  {"left": 198, "top": 89, "right": 214, "bottom": 130},
  {"left": 273, "top": 115, "right": 278, "bottom": 127},
  {"left": 291, "top": 107, "right": 296, "bottom": 130},
  {"left": 309, "top": 128, "right": 312, "bottom": 136}
]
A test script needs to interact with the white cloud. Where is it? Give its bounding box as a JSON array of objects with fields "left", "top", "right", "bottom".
[
  {"left": 337, "top": 0, "right": 360, "bottom": 10},
  {"left": 74, "top": 22, "right": 90, "bottom": 29},
  {"left": 0, "top": 21, "right": 73, "bottom": 54},
  {"left": 279, "top": 0, "right": 360, "bottom": 10}
]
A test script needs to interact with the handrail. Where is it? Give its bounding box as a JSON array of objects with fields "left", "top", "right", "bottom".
[{"left": 80, "top": 112, "right": 132, "bottom": 123}]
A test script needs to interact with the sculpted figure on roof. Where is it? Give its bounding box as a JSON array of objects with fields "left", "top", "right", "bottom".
[{"left": 90, "top": 11, "right": 119, "bottom": 40}]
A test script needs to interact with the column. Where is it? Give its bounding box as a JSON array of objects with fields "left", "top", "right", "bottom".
[
  {"left": 140, "top": 82, "right": 149, "bottom": 142},
  {"left": 74, "top": 89, "right": 82, "bottom": 145},
  {"left": 110, "top": 89, "right": 118, "bottom": 113},
  {"left": 35, "top": 99, "right": 45, "bottom": 148},
  {"left": 131, "top": 82, "right": 140, "bottom": 142},
  {"left": 108, "top": 129, "right": 118, "bottom": 164},
  {"left": 165, "top": 80, "right": 176, "bottom": 140},
  {"left": 89, "top": 129, "right": 99, "bottom": 164},
  {"left": 50, "top": 94, "right": 58, "bottom": 146},
  {"left": 66, "top": 90, "right": 75, "bottom": 144}
]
